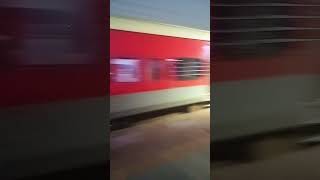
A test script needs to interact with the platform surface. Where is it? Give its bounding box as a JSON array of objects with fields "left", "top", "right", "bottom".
[{"left": 110, "top": 108, "right": 210, "bottom": 180}]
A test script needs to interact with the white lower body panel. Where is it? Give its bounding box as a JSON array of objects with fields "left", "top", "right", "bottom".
[
  {"left": 212, "top": 75, "right": 320, "bottom": 141},
  {"left": 0, "top": 97, "right": 108, "bottom": 179},
  {"left": 110, "top": 85, "right": 210, "bottom": 120}
]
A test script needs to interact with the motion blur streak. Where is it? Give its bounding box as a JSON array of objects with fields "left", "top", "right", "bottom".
[
  {"left": 212, "top": 0, "right": 320, "bottom": 141},
  {"left": 0, "top": 1, "right": 108, "bottom": 179},
  {"left": 211, "top": 2, "right": 320, "bottom": 179}
]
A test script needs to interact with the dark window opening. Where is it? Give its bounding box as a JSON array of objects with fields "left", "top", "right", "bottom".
[{"left": 150, "top": 61, "right": 161, "bottom": 80}]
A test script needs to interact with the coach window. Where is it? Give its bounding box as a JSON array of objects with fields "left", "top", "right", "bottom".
[
  {"left": 110, "top": 59, "right": 141, "bottom": 82},
  {"left": 175, "top": 58, "right": 202, "bottom": 80}
]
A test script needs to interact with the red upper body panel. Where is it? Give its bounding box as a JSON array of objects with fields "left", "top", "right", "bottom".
[{"left": 110, "top": 30, "right": 210, "bottom": 96}]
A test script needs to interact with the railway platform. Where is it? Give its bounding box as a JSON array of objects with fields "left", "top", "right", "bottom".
[{"left": 110, "top": 108, "right": 210, "bottom": 180}]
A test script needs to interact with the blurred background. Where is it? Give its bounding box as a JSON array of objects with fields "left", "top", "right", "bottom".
[
  {"left": 212, "top": 1, "right": 320, "bottom": 179},
  {"left": 0, "top": 0, "right": 212, "bottom": 179},
  {"left": 0, "top": 0, "right": 108, "bottom": 179}
]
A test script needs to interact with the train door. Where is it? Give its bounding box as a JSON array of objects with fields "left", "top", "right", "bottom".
[{"left": 147, "top": 59, "right": 161, "bottom": 81}]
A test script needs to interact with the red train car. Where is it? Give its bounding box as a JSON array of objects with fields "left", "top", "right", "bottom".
[
  {"left": 212, "top": 2, "right": 320, "bottom": 141},
  {"left": 0, "top": 2, "right": 107, "bottom": 179},
  {"left": 110, "top": 17, "right": 210, "bottom": 120}
]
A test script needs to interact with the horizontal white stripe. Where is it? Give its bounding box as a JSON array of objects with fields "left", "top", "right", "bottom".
[
  {"left": 214, "top": 27, "right": 320, "bottom": 33},
  {"left": 212, "top": 15, "right": 320, "bottom": 20},
  {"left": 215, "top": 38, "right": 320, "bottom": 46}
]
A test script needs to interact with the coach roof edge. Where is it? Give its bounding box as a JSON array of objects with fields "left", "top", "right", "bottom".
[{"left": 110, "top": 16, "right": 210, "bottom": 41}]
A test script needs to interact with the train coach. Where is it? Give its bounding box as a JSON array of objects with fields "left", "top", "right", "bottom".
[
  {"left": 212, "top": 1, "right": 320, "bottom": 142},
  {"left": 110, "top": 17, "right": 210, "bottom": 120},
  {"left": 0, "top": 2, "right": 107, "bottom": 179}
]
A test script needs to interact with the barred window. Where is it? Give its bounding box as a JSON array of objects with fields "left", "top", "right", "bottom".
[{"left": 172, "top": 58, "right": 208, "bottom": 80}]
